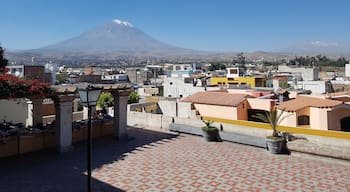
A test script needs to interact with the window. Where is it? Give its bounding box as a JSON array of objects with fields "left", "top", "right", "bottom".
[
  {"left": 230, "top": 69, "right": 238, "bottom": 74},
  {"left": 341, "top": 117, "right": 350, "bottom": 132},
  {"left": 184, "top": 78, "right": 192, "bottom": 84},
  {"left": 298, "top": 115, "right": 310, "bottom": 125}
]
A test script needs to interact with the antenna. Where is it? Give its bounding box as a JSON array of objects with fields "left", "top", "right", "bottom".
[
  {"left": 147, "top": 56, "right": 150, "bottom": 65},
  {"left": 31, "top": 56, "right": 35, "bottom": 65}
]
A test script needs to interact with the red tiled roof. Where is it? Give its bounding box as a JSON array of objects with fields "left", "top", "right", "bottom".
[
  {"left": 182, "top": 92, "right": 250, "bottom": 106},
  {"left": 206, "top": 89, "right": 228, "bottom": 93},
  {"left": 277, "top": 95, "right": 343, "bottom": 112},
  {"left": 326, "top": 91, "right": 350, "bottom": 97}
]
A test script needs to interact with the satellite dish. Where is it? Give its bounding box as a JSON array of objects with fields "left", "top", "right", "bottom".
[{"left": 274, "top": 87, "right": 281, "bottom": 95}]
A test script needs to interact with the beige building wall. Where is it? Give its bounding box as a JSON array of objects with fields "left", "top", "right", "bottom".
[
  {"left": 310, "top": 107, "right": 329, "bottom": 130},
  {"left": 0, "top": 99, "right": 29, "bottom": 125},
  {"left": 236, "top": 101, "right": 248, "bottom": 120},
  {"left": 327, "top": 107, "right": 350, "bottom": 131},
  {"left": 247, "top": 98, "right": 273, "bottom": 111},
  {"left": 194, "top": 104, "right": 237, "bottom": 120},
  {"left": 278, "top": 106, "right": 350, "bottom": 130},
  {"left": 227, "top": 89, "right": 252, "bottom": 95},
  {"left": 296, "top": 107, "right": 310, "bottom": 116},
  {"left": 296, "top": 107, "right": 310, "bottom": 127},
  {"left": 279, "top": 111, "right": 297, "bottom": 127}
]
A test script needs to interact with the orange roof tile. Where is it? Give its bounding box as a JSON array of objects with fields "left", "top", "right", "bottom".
[
  {"left": 277, "top": 96, "right": 343, "bottom": 112},
  {"left": 206, "top": 89, "right": 228, "bottom": 93},
  {"left": 182, "top": 92, "right": 250, "bottom": 106},
  {"left": 326, "top": 91, "right": 350, "bottom": 97}
]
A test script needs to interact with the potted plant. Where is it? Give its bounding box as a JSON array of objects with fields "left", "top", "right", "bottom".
[
  {"left": 255, "top": 107, "right": 289, "bottom": 154},
  {"left": 201, "top": 120, "right": 221, "bottom": 142}
]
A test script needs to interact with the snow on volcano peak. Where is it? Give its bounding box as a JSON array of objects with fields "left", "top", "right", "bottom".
[{"left": 113, "top": 19, "right": 134, "bottom": 27}]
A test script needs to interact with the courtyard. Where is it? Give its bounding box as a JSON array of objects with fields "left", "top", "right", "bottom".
[{"left": 0, "top": 127, "right": 349, "bottom": 192}]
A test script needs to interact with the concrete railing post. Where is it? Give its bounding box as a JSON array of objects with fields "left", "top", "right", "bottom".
[
  {"left": 54, "top": 94, "right": 75, "bottom": 152},
  {"left": 111, "top": 90, "right": 130, "bottom": 140}
]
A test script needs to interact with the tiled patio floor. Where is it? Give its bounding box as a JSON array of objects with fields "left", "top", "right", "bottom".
[{"left": 1, "top": 127, "right": 350, "bottom": 192}]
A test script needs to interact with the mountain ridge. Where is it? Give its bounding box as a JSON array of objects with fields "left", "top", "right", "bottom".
[
  {"left": 35, "top": 19, "right": 192, "bottom": 54},
  {"left": 5, "top": 19, "right": 350, "bottom": 65}
]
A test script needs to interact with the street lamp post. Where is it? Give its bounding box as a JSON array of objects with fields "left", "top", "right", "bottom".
[{"left": 78, "top": 85, "right": 102, "bottom": 192}]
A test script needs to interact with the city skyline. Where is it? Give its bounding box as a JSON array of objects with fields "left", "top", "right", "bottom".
[{"left": 1, "top": 0, "right": 350, "bottom": 52}]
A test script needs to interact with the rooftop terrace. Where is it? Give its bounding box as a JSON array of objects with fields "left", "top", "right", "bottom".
[{"left": 0, "top": 126, "right": 349, "bottom": 192}]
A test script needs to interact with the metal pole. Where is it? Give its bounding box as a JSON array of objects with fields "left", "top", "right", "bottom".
[
  {"left": 135, "top": 69, "right": 138, "bottom": 84},
  {"left": 87, "top": 105, "right": 92, "bottom": 192}
]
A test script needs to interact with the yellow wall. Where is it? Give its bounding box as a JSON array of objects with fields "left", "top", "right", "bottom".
[
  {"left": 210, "top": 77, "right": 265, "bottom": 88},
  {"left": 202, "top": 116, "right": 350, "bottom": 140}
]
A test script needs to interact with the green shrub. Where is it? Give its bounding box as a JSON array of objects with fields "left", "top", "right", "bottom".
[
  {"left": 97, "top": 92, "right": 114, "bottom": 108},
  {"left": 128, "top": 91, "right": 139, "bottom": 104}
]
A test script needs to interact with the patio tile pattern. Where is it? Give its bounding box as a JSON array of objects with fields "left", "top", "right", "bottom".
[
  {"left": 93, "top": 129, "right": 350, "bottom": 192},
  {"left": 0, "top": 127, "right": 349, "bottom": 192}
]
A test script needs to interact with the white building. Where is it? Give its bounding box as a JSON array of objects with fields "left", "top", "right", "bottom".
[
  {"left": 345, "top": 64, "right": 350, "bottom": 77},
  {"left": 278, "top": 65, "right": 319, "bottom": 81},
  {"left": 6, "top": 65, "right": 24, "bottom": 78},
  {"left": 102, "top": 74, "right": 129, "bottom": 81},
  {"left": 294, "top": 80, "right": 335, "bottom": 94},
  {"left": 226, "top": 67, "right": 240, "bottom": 78},
  {"left": 163, "top": 76, "right": 219, "bottom": 98}
]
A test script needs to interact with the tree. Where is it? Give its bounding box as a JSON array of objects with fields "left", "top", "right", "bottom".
[
  {"left": 97, "top": 92, "right": 114, "bottom": 108},
  {"left": 233, "top": 52, "right": 247, "bottom": 75},
  {"left": 208, "top": 62, "right": 226, "bottom": 71},
  {"left": 128, "top": 91, "right": 139, "bottom": 104},
  {"left": 56, "top": 73, "right": 69, "bottom": 84},
  {"left": 236, "top": 52, "right": 246, "bottom": 65},
  {"left": 0, "top": 45, "right": 9, "bottom": 70}
]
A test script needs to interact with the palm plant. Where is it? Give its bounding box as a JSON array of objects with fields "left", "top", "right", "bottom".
[
  {"left": 255, "top": 107, "right": 288, "bottom": 137},
  {"left": 201, "top": 119, "right": 221, "bottom": 142},
  {"left": 201, "top": 120, "right": 217, "bottom": 131}
]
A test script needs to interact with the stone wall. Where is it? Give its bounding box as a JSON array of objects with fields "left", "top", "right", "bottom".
[{"left": 0, "top": 119, "right": 114, "bottom": 158}]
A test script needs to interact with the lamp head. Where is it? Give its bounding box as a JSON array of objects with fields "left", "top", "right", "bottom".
[{"left": 78, "top": 85, "right": 102, "bottom": 107}]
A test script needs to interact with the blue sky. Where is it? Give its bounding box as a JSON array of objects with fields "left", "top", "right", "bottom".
[{"left": 1, "top": 0, "right": 350, "bottom": 52}]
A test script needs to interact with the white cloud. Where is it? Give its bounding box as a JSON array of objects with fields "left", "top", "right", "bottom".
[{"left": 310, "top": 41, "right": 339, "bottom": 47}]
